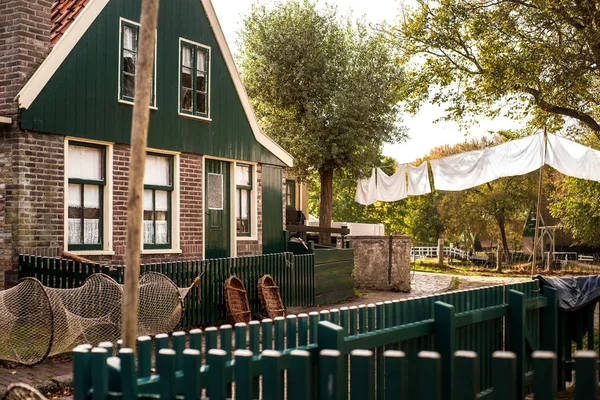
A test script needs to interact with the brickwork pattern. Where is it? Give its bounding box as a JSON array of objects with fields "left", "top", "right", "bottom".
[{"left": 0, "top": 0, "right": 52, "bottom": 118}]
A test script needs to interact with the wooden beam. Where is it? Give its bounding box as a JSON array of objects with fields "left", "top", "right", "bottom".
[
  {"left": 286, "top": 224, "right": 350, "bottom": 235},
  {"left": 0, "top": 116, "right": 12, "bottom": 126}
]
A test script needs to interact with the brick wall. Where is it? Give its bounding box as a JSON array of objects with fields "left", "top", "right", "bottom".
[
  {"left": 237, "top": 164, "right": 263, "bottom": 256},
  {"left": 0, "top": 0, "right": 52, "bottom": 119},
  {"left": 3, "top": 129, "right": 65, "bottom": 286}
]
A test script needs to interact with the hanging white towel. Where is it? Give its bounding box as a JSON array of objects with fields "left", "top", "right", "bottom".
[
  {"left": 546, "top": 134, "right": 600, "bottom": 182},
  {"left": 354, "top": 168, "right": 377, "bottom": 205},
  {"left": 376, "top": 167, "right": 407, "bottom": 202},
  {"left": 408, "top": 162, "right": 431, "bottom": 195},
  {"left": 430, "top": 134, "right": 545, "bottom": 191}
]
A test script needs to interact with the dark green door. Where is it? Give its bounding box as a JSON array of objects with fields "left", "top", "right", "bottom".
[
  {"left": 205, "top": 159, "right": 230, "bottom": 258},
  {"left": 262, "top": 166, "right": 284, "bottom": 254}
]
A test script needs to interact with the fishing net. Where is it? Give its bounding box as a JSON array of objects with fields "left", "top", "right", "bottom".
[{"left": 0, "top": 272, "right": 195, "bottom": 365}]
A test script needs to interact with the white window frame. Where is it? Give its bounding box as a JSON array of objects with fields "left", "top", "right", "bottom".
[
  {"left": 234, "top": 161, "right": 258, "bottom": 242},
  {"left": 141, "top": 149, "right": 181, "bottom": 255},
  {"left": 63, "top": 137, "right": 114, "bottom": 256},
  {"left": 118, "top": 17, "right": 158, "bottom": 110},
  {"left": 178, "top": 37, "right": 212, "bottom": 121}
]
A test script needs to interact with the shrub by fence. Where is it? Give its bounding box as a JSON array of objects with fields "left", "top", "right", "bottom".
[
  {"left": 17, "top": 252, "right": 315, "bottom": 328},
  {"left": 69, "top": 279, "right": 584, "bottom": 399}
]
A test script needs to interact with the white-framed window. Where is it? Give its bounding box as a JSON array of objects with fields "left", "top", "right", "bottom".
[
  {"left": 235, "top": 164, "right": 252, "bottom": 236},
  {"left": 142, "top": 151, "right": 181, "bottom": 252},
  {"left": 119, "top": 18, "right": 157, "bottom": 108},
  {"left": 65, "top": 139, "right": 113, "bottom": 253},
  {"left": 179, "top": 38, "right": 211, "bottom": 120}
]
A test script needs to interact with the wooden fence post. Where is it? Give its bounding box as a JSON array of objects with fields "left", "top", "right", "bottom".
[
  {"left": 319, "top": 350, "right": 343, "bottom": 400},
  {"left": 492, "top": 351, "right": 517, "bottom": 400},
  {"left": 454, "top": 351, "right": 478, "bottom": 400},
  {"left": 574, "top": 351, "right": 598, "bottom": 400},
  {"left": 417, "top": 351, "right": 441, "bottom": 400},
  {"left": 434, "top": 301, "right": 455, "bottom": 400},
  {"left": 318, "top": 321, "right": 347, "bottom": 400},
  {"left": 507, "top": 289, "right": 526, "bottom": 399}
]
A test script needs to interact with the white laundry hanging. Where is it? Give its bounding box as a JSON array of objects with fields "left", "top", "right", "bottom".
[
  {"left": 354, "top": 168, "right": 377, "bottom": 205},
  {"left": 376, "top": 167, "right": 407, "bottom": 202},
  {"left": 546, "top": 134, "right": 600, "bottom": 182},
  {"left": 430, "top": 134, "right": 545, "bottom": 191},
  {"left": 408, "top": 162, "right": 431, "bottom": 195}
]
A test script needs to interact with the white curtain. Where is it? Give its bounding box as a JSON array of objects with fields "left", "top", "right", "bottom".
[
  {"left": 376, "top": 167, "right": 407, "bottom": 202},
  {"left": 182, "top": 46, "right": 193, "bottom": 68},
  {"left": 408, "top": 162, "right": 431, "bottom": 195},
  {"left": 123, "top": 26, "right": 136, "bottom": 51},
  {"left": 68, "top": 145, "right": 102, "bottom": 181},
  {"left": 546, "top": 134, "right": 600, "bottom": 182},
  {"left": 430, "top": 134, "right": 545, "bottom": 191},
  {"left": 354, "top": 169, "right": 377, "bottom": 205},
  {"left": 144, "top": 155, "right": 170, "bottom": 186}
]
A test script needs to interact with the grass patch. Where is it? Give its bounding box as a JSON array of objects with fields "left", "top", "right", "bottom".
[
  {"left": 412, "top": 259, "right": 600, "bottom": 278},
  {"left": 448, "top": 277, "right": 461, "bottom": 291}
]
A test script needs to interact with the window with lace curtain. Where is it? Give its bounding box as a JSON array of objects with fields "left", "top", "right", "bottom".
[
  {"left": 143, "top": 154, "right": 173, "bottom": 249},
  {"left": 179, "top": 39, "right": 210, "bottom": 119},
  {"left": 67, "top": 143, "right": 105, "bottom": 250},
  {"left": 235, "top": 164, "right": 252, "bottom": 236}
]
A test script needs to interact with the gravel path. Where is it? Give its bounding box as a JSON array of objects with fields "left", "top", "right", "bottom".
[{"left": 288, "top": 271, "right": 529, "bottom": 314}]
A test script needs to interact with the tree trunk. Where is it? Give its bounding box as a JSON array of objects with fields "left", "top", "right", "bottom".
[
  {"left": 122, "top": 0, "right": 160, "bottom": 350},
  {"left": 318, "top": 165, "right": 334, "bottom": 245},
  {"left": 496, "top": 217, "right": 510, "bottom": 261}
]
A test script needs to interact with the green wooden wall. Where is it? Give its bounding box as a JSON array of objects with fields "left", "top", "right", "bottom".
[
  {"left": 314, "top": 247, "right": 355, "bottom": 304},
  {"left": 19, "top": 0, "right": 286, "bottom": 167},
  {"left": 261, "top": 166, "right": 284, "bottom": 254}
]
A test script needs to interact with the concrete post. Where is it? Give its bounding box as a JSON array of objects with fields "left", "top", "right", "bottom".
[{"left": 438, "top": 238, "right": 444, "bottom": 267}]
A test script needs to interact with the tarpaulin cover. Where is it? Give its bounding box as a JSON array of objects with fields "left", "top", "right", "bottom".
[{"left": 536, "top": 275, "right": 600, "bottom": 311}]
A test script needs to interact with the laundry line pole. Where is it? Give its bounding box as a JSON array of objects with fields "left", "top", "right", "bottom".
[{"left": 531, "top": 128, "right": 548, "bottom": 277}]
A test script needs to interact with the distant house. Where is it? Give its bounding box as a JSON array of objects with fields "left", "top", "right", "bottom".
[{"left": 0, "top": 0, "right": 293, "bottom": 288}]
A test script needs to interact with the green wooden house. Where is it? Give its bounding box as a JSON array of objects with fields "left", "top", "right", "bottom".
[{"left": 0, "top": 0, "right": 293, "bottom": 287}]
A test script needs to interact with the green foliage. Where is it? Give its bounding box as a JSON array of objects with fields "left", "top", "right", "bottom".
[
  {"left": 307, "top": 157, "right": 410, "bottom": 234},
  {"left": 549, "top": 175, "right": 600, "bottom": 247},
  {"left": 393, "top": 0, "right": 600, "bottom": 138},
  {"left": 238, "top": 0, "right": 406, "bottom": 177}
]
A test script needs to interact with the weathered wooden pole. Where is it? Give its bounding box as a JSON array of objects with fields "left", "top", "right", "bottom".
[
  {"left": 531, "top": 129, "right": 548, "bottom": 278},
  {"left": 122, "top": 0, "right": 160, "bottom": 349}
]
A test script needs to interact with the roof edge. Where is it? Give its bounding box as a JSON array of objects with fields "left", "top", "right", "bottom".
[
  {"left": 17, "top": 0, "right": 110, "bottom": 109},
  {"left": 200, "top": 0, "right": 294, "bottom": 167}
]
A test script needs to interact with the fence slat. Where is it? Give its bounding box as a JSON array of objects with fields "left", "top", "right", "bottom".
[{"left": 351, "top": 350, "right": 374, "bottom": 400}]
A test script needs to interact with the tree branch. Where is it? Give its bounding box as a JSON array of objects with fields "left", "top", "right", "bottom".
[{"left": 519, "top": 86, "right": 600, "bottom": 136}]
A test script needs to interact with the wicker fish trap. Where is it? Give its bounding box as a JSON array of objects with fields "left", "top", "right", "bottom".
[
  {"left": 223, "top": 276, "right": 251, "bottom": 324},
  {"left": 257, "top": 274, "right": 285, "bottom": 319}
]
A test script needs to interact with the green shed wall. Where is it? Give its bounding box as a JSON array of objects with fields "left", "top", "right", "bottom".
[
  {"left": 262, "top": 165, "right": 284, "bottom": 254},
  {"left": 19, "top": 0, "right": 285, "bottom": 167}
]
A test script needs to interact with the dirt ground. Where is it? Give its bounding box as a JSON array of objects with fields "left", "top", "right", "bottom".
[{"left": 288, "top": 271, "right": 528, "bottom": 314}]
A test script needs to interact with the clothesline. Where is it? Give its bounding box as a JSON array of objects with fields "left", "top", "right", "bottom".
[{"left": 355, "top": 133, "right": 600, "bottom": 205}]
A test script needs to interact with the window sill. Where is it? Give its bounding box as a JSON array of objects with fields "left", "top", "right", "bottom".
[
  {"left": 141, "top": 248, "right": 182, "bottom": 255},
  {"left": 178, "top": 111, "right": 211, "bottom": 122},
  {"left": 119, "top": 99, "right": 158, "bottom": 110},
  {"left": 237, "top": 236, "right": 258, "bottom": 242},
  {"left": 68, "top": 250, "right": 115, "bottom": 256}
]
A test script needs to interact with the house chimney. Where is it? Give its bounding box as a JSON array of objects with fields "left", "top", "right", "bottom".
[{"left": 0, "top": 0, "right": 52, "bottom": 120}]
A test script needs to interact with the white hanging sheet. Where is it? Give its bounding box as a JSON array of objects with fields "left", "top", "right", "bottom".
[
  {"left": 376, "top": 167, "right": 407, "bottom": 202},
  {"left": 430, "top": 134, "right": 545, "bottom": 191},
  {"left": 355, "top": 168, "right": 377, "bottom": 205},
  {"left": 546, "top": 134, "right": 600, "bottom": 182},
  {"left": 408, "top": 162, "right": 431, "bottom": 195}
]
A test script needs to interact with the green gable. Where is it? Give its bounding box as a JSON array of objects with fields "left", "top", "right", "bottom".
[{"left": 20, "top": 0, "right": 287, "bottom": 167}]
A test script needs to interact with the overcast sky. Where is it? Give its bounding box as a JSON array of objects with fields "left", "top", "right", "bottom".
[{"left": 211, "top": 0, "right": 522, "bottom": 163}]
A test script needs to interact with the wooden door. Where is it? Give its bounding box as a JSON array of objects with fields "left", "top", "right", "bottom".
[{"left": 205, "top": 159, "right": 230, "bottom": 258}]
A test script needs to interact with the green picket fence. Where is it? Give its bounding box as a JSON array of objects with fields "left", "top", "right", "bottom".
[
  {"left": 73, "top": 342, "right": 597, "bottom": 400},
  {"left": 17, "top": 253, "right": 315, "bottom": 328},
  {"left": 69, "top": 280, "right": 572, "bottom": 400}
]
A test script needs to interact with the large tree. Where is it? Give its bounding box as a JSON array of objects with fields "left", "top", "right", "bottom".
[
  {"left": 393, "top": 0, "right": 600, "bottom": 139},
  {"left": 238, "top": 0, "right": 405, "bottom": 243}
]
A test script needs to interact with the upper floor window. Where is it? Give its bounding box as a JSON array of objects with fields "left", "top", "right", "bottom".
[
  {"left": 119, "top": 18, "right": 156, "bottom": 107},
  {"left": 67, "top": 143, "right": 105, "bottom": 250},
  {"left": 179, "top": 39, "right": 210, "bottom": 119},
  {"left": 235, "top": 164, "right": 252, "bottom": 236},
  {"left": 143, "top": 154, "right": 173, "bottom": 249}
]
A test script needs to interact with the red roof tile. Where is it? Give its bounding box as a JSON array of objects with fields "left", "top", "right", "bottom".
[{"left": 50, "top": 0, "right": 92, "bottom": 47}]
